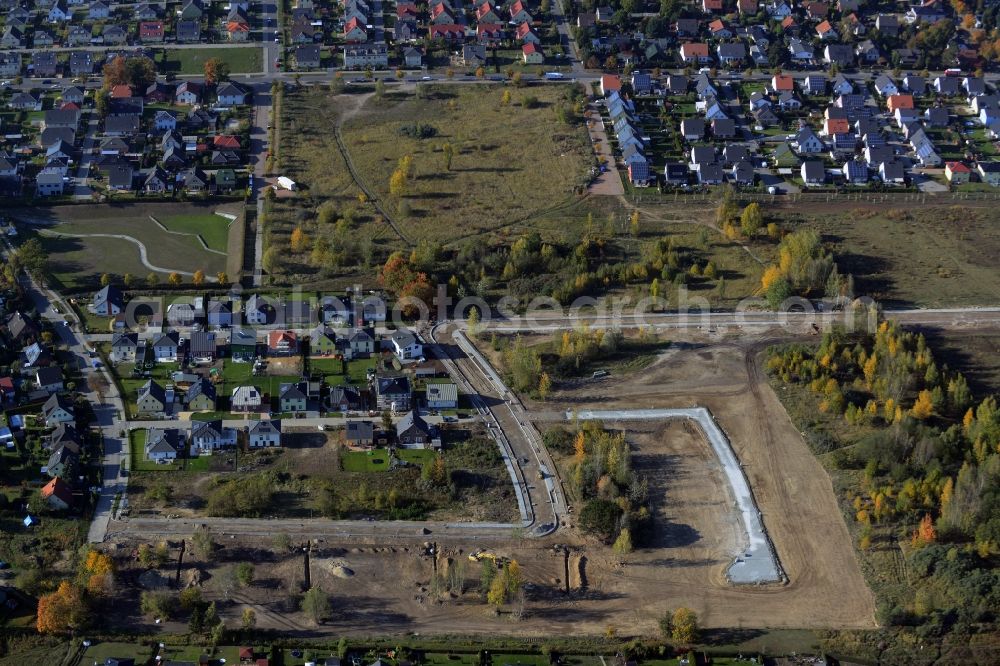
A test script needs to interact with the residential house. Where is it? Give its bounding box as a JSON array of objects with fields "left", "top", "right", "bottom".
[
  {"left": 244, "top": 295, "right": 272, "bottom": 325},
  {"left": 267, "top": 331, "right": 298, "bottom": 356},
  {"left": 375, "top": 376, "right": 411, "bottom": 411},
  {"left": 977, "top": 162, "right": 1000, "bottom": 187},
  {"left": 230, "top": 328, "right": 258, "bottom": 361},
  {"left": 680, "top": 43, "right": 711, "bottom": 64},
  {"left": 815, "top": 20, "right": 838, "bottom": 40},
  {"left": 181, "top": 167, "right": 209, "bottom": 193},
  {"left": 216, "top": 83, "right": 247, "bottom": 106},
  {"left": 879, "top": 160, "right": 906, "bottom": 185},
  {"left": 106, "top": 162, "right": 134, "bottom": 191},
  {"left": 0, "top": 53, "right": 21, "bottom": 77},
  {"left": 176, "top": 81, "right": 203, "bottom": 105},
  {"left": 145, "top": 428, "right": 183, "bottom": 462},
  {"left": 139, "top": 21, "right": 165, "bottom": 42},
  {"left": 310, "top": 326, "right": 339, "bottom": 356},
  {"left": 43, "top": 393, "right": 75, "bottom": 426},
  {"left": 403, "top": 47, "right": 423, "bottom": 68},
  {"left": 933, "top": 76, "right": 962, "bottom": 96},
  {"left": 206, "top": 300, "right": 232, "bottom": 328},
  {"left": 41, "top": 477, "right": 73, "bottom": 510},
  {"left": 426, "top": 382, "right": 458, "bottom": 409},
  {"left": 214, "top": 169, "right": 238, "bottom": 192},
  {"left": 48, "top": 0, "right": 69, "bottom": 22},
  {"left": 396, "top": 411, "right": 433, "bottom": 449},
  {"left": 47, "top": 445, "right": 77, "bottom": 477},
  {"left": 36, "top": 173, "right": 64, "bottom": 197},
  {"left": 10, "top": 92, "right": 41, "bottom": 112},
  {"left": 23, "top": 342, "right": 52, "bottom": 368},
  {"left": 328, "top": 386, "right": 363, "bottom": 413},
  {"left": 680, "top": 118, "right": 705, "bottom": 142},
  {"left": 110, "top": 333, "right": 138, "bottom": 363},
  {"left": 795, "top": 127, "right": 825, "bottom": 154},
  {"left": 801, "top": 160, "right": 826, "bottom": 185},
  {"left": 842, "top": 159, "right": 868, "bottom": 185},
  {"left": 295, "top": 45, "right": 322, "bottom": 69},
  {"left": 279, "top": 383, "right": 307, "bottom": 412},
  {"left": 874, "top": 75, "right": 898, "bottom": 97},
  {"left": 231, "top": 385, "right": 263, "bottom": 412},
  {"left": 185, "top": 378, "right": 216, "bottom": 411},
  {"left": 925, "top": 106, "right": 949, "bottom": 128},
  {"left": 344, "top": 420, "right": 374, "bottom": 448},
  {"left": 390, "top": 331, "right": 423, "bottom": 360},
  {"left": 190, "top": 419, "right": 237, "bottom": 454},
  {"left": 152, "top": 332, "right": 180, "bottom": 362},
  {"left": 824, "top": 45, "right": 854, "bottom": 67},
  {"left": 103, "top": 25, "right": 128, "bottom": 44},
  {"left": 717, "top": 43, "right": 746, "bottom": 66},
  {"left": 945, "top": 161, "right": 971, "bottom": 184},
  {"left": 35, "top": 367, "right": 63, "bottom": 394},
  {"left": 188, "top": 331, "right": 216, "bottom": 362},
  {"left": 247, "top": 419, "right": 282, "bottom": 447},
  {"left": 136, "top": 380, "right": 168, "bottom": 416},
  {"left": 343, "top": 42, "right": 389, "bottom": 69},
  {"left": 509, "top": 0, "right": 532, "bottom": 23},
  {"left": 344, "top": 328, "right": 375, "bottom": 359},
  {"left": 522, "top": 43, "right": 544, "bottom": 64}
]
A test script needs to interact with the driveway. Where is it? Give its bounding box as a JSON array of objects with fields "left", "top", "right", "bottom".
[{"left": 584, "top": 105, "right": 624, "bottom": 196}]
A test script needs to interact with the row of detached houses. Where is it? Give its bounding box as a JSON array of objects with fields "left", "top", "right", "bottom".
[
  {"left": 581, "top": 0, "right": 985, "bottom": 73},
  {"left": 90, "top": 287, "right": 392, "bottom": 330},
  {"left": 144, "top": 419, "right": 281, "bottom": 462},
  {"left": 605, "top": 66, "right": 1000, "bottom": 190},
  {"left": 0, "top": 0, "right": 253, "bottom": 50}
]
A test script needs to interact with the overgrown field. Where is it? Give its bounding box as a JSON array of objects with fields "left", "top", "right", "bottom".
[
  {"left": 127, "top": 431, "right": 516, "bottom": 522},
  {"left": 777, "top": 205, "right": 1000, "bottom": 308},
  {"left": 267, "top": 83, "right": 594, "bottom": 285}
]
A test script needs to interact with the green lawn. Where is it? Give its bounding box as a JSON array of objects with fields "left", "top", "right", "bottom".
[
  {"left": 397, "top": 448, "right": 437, "bottom": 465},
  {"left": 23, "top": 202, "right": 230, "bottom": 290},
  {"left": 158, "top": 213, "right": 233, "bottom": 252},
  {"left": 162, "top": 46, "right": 262, "bottom": 75},
  {"left": 341, "top": 448, "right": 392, "bottom": 472}
]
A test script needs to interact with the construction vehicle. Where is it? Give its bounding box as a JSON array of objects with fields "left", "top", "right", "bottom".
[{"left": 468, "top": 549, "right": 508, "bottom": 565}]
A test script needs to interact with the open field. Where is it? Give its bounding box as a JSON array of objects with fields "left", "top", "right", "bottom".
[
  {"left": 339, "top": 84, "right": 593, "bottom": 243},
  {"left": 268, "top": 84, "right": 594, "bottom": 284},
  {"left": 162, "top": 47, "right": 262, "bottom": 75},
  {"left": 774, "top": 204, "right": 1000, "bottom": 308},
  {"left": 14, "top": 202, "right": 237, "bottom": 290}
]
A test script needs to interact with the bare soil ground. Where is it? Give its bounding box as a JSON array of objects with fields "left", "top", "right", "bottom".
[{"left": 112, "top": 327, "right": 875, "bottom": 638}]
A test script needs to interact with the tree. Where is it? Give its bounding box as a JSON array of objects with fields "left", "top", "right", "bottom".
[
  {"left": 467, "top": 305, "right": 481, "bottom": 336},
  {"left": 442, "top": 142, "right": 455, "bottom": 170},
  {"left": 179, "top": 587, "right": 202, "bottom": 611},
  {"left": 146, "top": 272, "right": 158, "bottom": 288},
  {"left": 235, "top": 562, "right": 255, "bottom": 587},
  {"left": 37, "top": 581, "right": 86, "bottom": 633},
  {"left": 140, "top": 590, "right": 175, "bottom": 619},
  {"left": 192, "top": 526, "right": 214, "bottom": 559},
  {"left": 671, "top": 607, "right": 699, "bottom": 644},
  {"left": 629, "top": 210, "right": 640, "bottom": 237},
  {"left": 501, "top": 89, "right": 512, "bottom": 105},
  {"left": 241, "top": 607, "right": 257, "bottom": 630},
  {"left": 192, "top": 269, "right": 205, "bottom": 285},
  {"left": 102, "top": 55, "right": 127, "bottom": 88},
  {"left": 123, "top": 273, "right": 135, "bottom": 287},
  {"left": 912, "top": 514, "right": 937, "bottom": 547},
  {"left": 301, "top": 586, "right": 331, "bottom": 624},
  {"left": 216, "top": 271, "right": 229, "bottom": 285},
  {"left": 124, "top": 57, "right": 157, "bottom": 90},
  {"left": 487, "top": 573, "right": 507, "bottom": 606},
  {"left": 15, "top": 238, "right": 47, "bottom": 275},
  {"left": 911, "top": 389, "right": 934, "bottom": 420},
  {"left": 374, "top": 79, "right": 385, "bottom": 99},
  {"left": 578, "top": 499, "right": 622, "bottom": 542},
  {"left": 480, "top": 559, "right": 497, "bottom": 594},
  {"left": 389, "top": 168, "right": 408, "bottom": 197},
  {"left": 87, "top": 372, "right": 110, "bottom": 404},
  {"left": 100, "top": 273, "right": 111, "bottom": 287},
  {"left": 204, "top": 58, "right": 230, "bottom": 85},
  {"left": 168, "top": 272, "right": 183, "bottom": 286},
  {"left": 740, "top": 202, "right": 763, "bottom": 237},
  {"left": 290, "top": 226, "right": 309, "bottom": 253},
  {"left": 612, "top": 527, "right": 633, "bottom": 554},
  {"left": 538, "top": 372, "right": 552, "bottom": 401}
]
